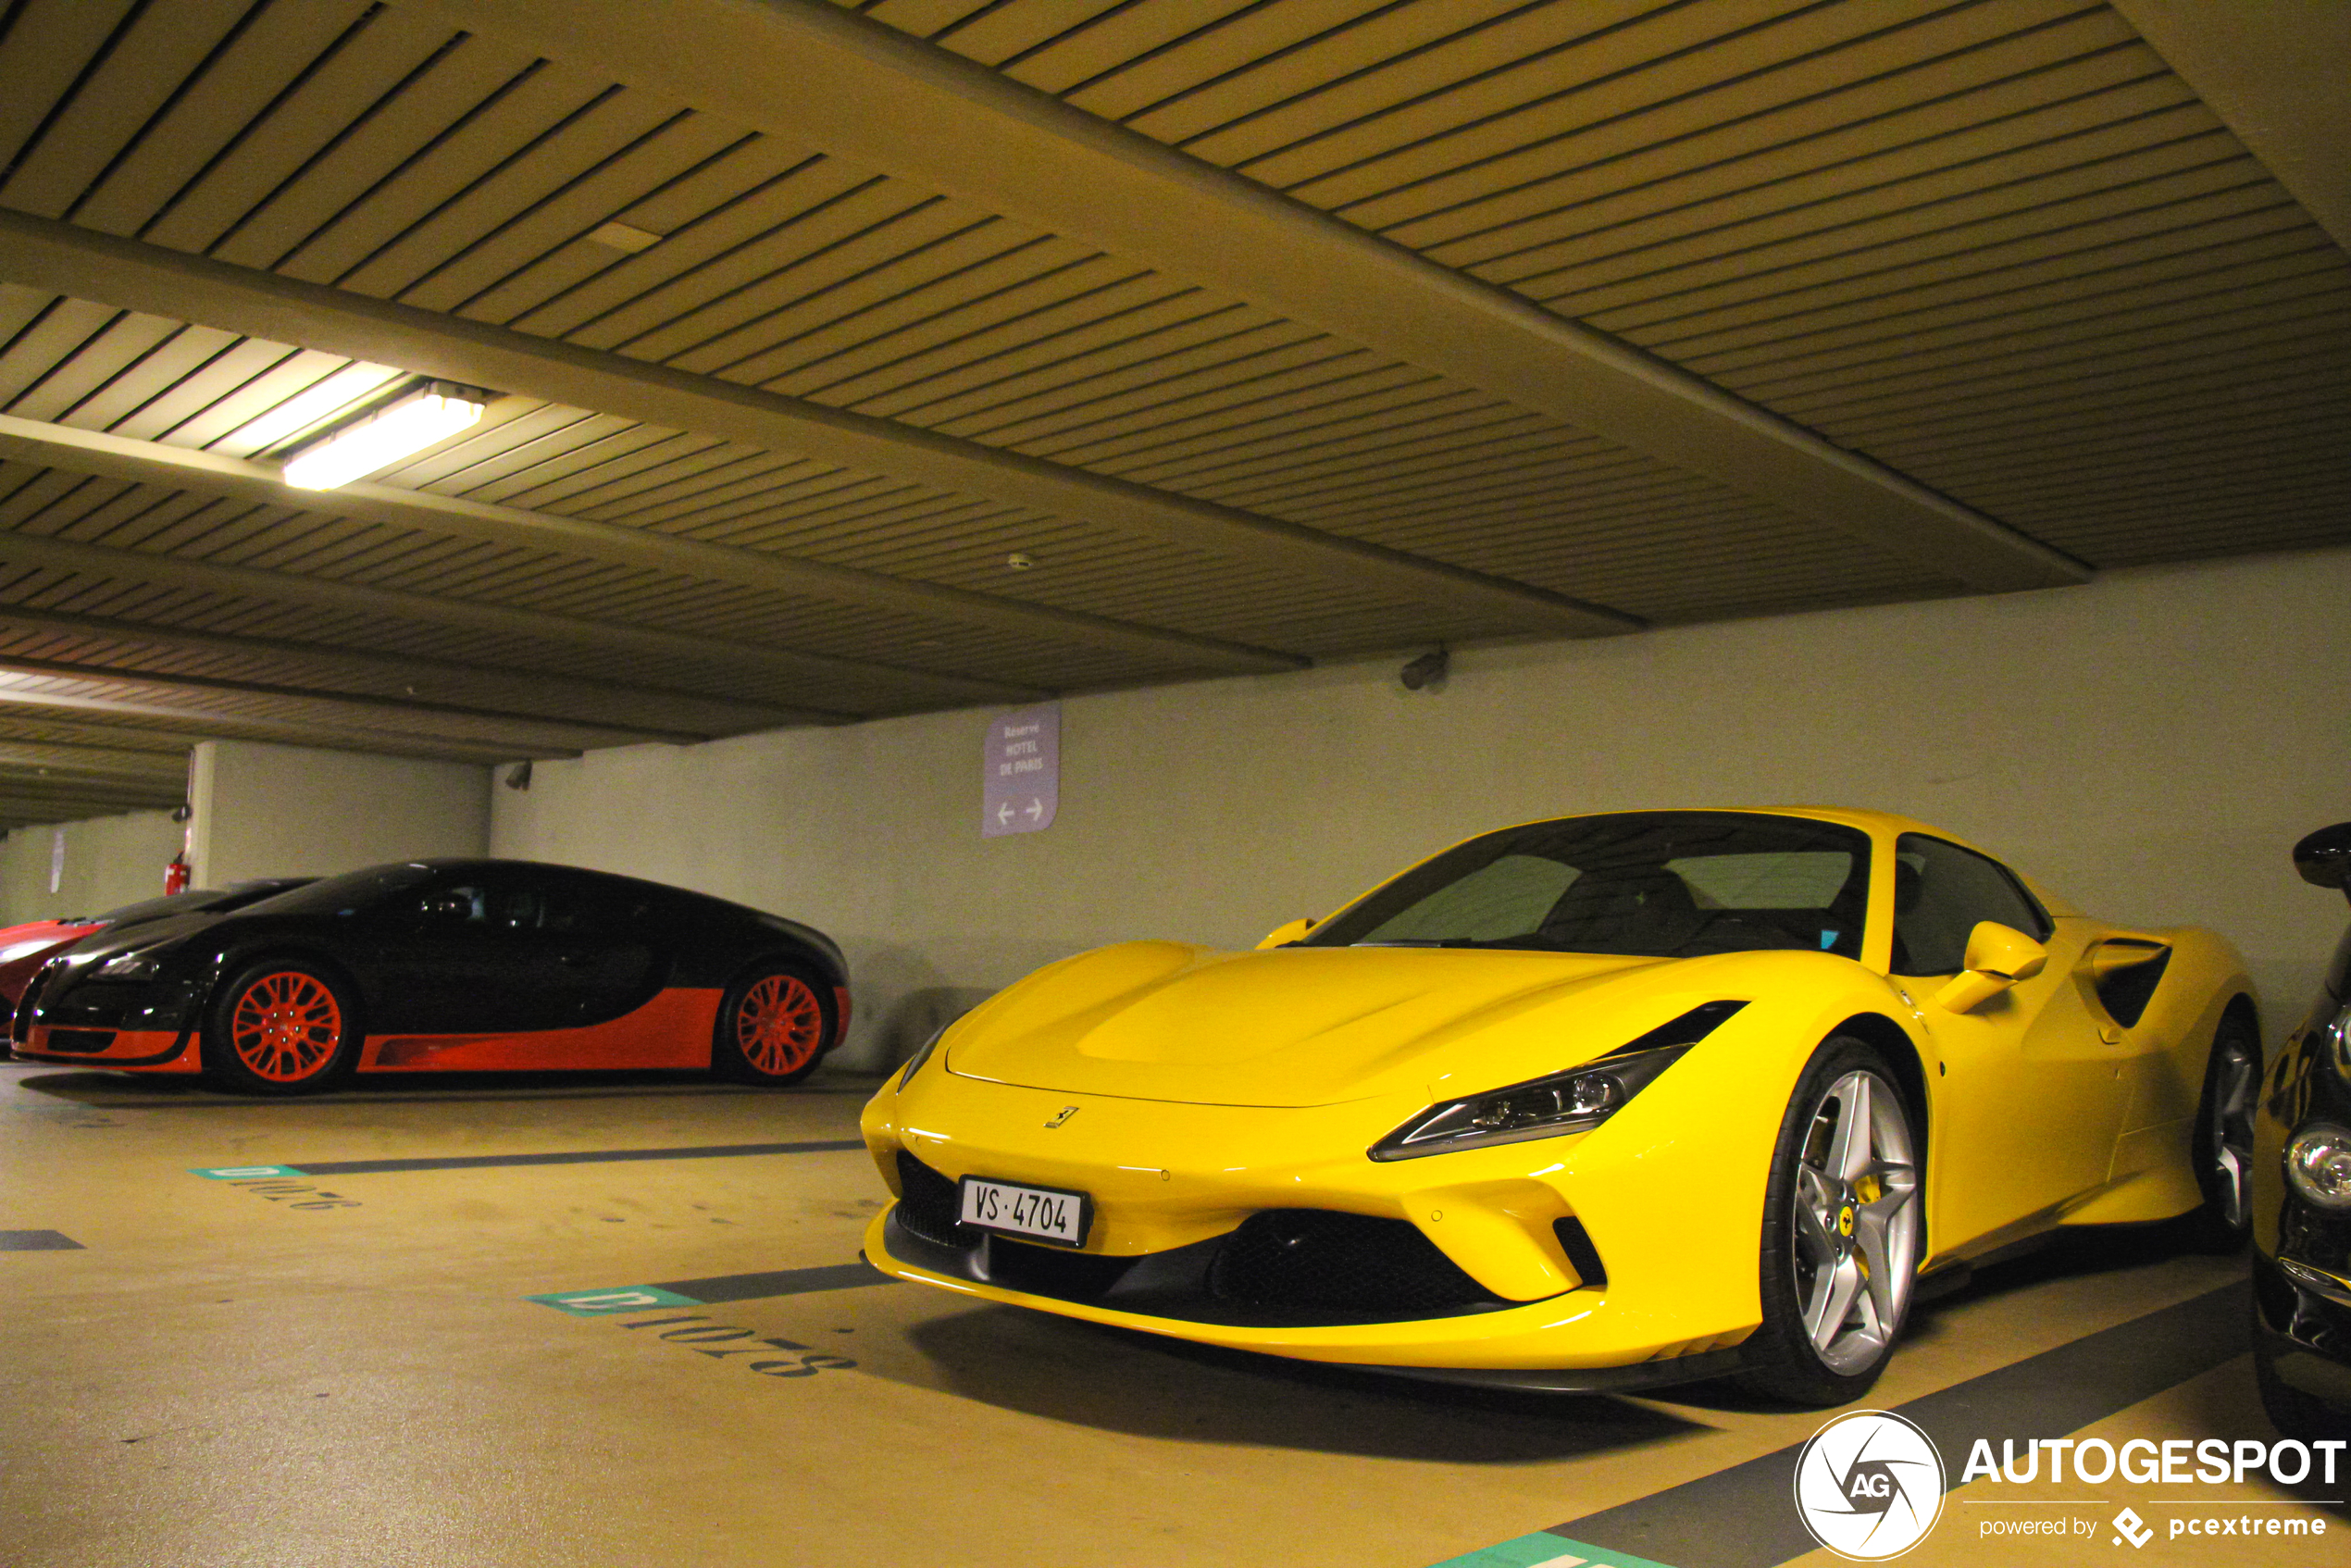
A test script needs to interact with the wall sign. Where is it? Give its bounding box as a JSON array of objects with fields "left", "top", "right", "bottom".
[{"left": 982, "top": 703, "right": 1059, "bottom": 839}]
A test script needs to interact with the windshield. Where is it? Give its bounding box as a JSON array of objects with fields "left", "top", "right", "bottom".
[
  {"left": 230, "top": 863, "right": 440, "bottom": 917},
  {"left": 1302, "top": 812, "right": 1871, "bottom": 959}
]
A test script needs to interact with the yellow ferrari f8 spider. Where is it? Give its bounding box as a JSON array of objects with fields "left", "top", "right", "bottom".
[{"left": 861, "top": 808, "right": 2258, "bottom": 1404}]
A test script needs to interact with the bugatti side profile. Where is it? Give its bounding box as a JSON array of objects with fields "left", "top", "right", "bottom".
[
  {"left": 13, "top": 859, "right": 846, "bottom": 1095},
  {"left": 863, "top": 807, "right": 2255, "bottom": 1404},
  {"left": 2251, "top": 821, "right": 2351, "bottom": 1440}
]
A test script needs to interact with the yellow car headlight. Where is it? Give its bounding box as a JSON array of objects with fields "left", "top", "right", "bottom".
[
  {"left": 894, "top": 1016, "right": 955, "bottom": 1092},
  {"left": 1369, "top": 1000, "right": 1745, "bottom": 1162}
]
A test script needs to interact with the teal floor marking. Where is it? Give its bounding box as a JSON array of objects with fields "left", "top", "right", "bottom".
[
  {"left": 1424, "top": 1533, "right": 1678, "bottom": 1568},
  {"left": 527, "top": 1287, "right": 703, "bottom": 1315},
  {"left": 191, "top": 1164, "right": 305, "bottom": 1179}
]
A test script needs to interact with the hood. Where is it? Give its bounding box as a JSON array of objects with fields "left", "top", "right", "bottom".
[
  {"left": 70, "top": 910, "right": 231, "bottom": 961},
  {"left": 943, "top": 941, "right": 1735, "bottom": 1107}
]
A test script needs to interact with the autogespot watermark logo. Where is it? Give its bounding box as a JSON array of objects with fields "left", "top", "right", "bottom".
[
  {"left": 1794, "top": 1411, "right": 1947, "bottom": 1561},
  {"left": 1956, "top": 1436, "right": 2343, "bottom": 1547}
]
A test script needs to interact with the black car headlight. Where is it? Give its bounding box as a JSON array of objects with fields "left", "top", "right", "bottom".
[
  {"left": 1369, "top": 1001, "right": 1745, "bottom": 1162},
  {"left": 2285, "top": 1123, "right": 2351, "bottom": 1210},
  {"left": 2321, "top": 1002, "right": 2351, "bottom": 1079},
  {"left": 94, "top": 951, "right": 167, "bottom": 980}
]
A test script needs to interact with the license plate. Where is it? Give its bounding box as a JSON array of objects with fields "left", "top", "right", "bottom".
[{"left": 957, "top": 1176, "right": 1089, "bottom": 1248}]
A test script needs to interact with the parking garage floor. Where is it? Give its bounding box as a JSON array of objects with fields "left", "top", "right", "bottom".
[{"left": 4, "top": 1058, "right": 2341, "bottom": 1568}]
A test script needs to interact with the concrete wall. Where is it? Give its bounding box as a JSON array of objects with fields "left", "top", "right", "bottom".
[
  {"left": 190, "top": 740, "right": 490, "bottom": 885},
  {"left": 491, "top": 549, "right": 2351, "bottom": 1071},
  {"left": 0, "top": 809, "right": 185, "bottom": 925}
]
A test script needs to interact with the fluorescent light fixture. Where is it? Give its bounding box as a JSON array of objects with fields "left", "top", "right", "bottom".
[
  {"left": 280, "top": 380, "right": 489, "bottom": 491},
  {"left": 225, "top": 361, "right": 405, "bottom": 454}
]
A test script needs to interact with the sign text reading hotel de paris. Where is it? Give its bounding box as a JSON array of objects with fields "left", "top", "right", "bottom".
[{"left": 982, "top": 702, "right": 1059, "bottom": 840}]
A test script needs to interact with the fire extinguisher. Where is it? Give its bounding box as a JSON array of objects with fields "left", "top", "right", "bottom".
[{"left": 164, "top": 852, "right": 191, "bottom": 896}]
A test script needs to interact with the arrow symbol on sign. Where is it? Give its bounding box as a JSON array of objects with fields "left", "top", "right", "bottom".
[
  {"left": 995, "top": 803, "right": 1014, "bottom": 825},
  {"left": 1025, "top": 798, "right": 1044, "bottom": 822}
]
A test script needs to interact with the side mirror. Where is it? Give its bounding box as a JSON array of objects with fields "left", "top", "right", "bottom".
[
  {"left": 1933, "top": 921, "right": 2049, "bottom": 1014},
  {"left": 1257, "top": 916, "right": 1316, "bottom": 951},
  {"left": 2294, "top": 822, "right": 2351, "bottom": 898}
]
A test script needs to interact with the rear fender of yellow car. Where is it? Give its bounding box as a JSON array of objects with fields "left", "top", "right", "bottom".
[{"left": 2058, "top": 922, "right": 2256, "bottom": 1225}]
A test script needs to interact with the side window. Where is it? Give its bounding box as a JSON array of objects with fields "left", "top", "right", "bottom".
[
  {"left": 540, "top": 879, "right": 653, "bottom": 935},
  {"left": 1891, "top": 835, "right": 2050, "bottom": 977},
  {"left": 413, "top": 883, "right": 486, "bottom": 925},
  {"left": 1359, "top": 854, "right": 1577, "bottom": 943},
  {"left": 409, "top": 879, "right": 541, "bottom": 929}
]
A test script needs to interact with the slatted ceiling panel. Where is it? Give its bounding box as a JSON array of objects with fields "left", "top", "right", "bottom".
[
  {"left": 68, "top": 1, "right": 367, "bottom": 237},
  {"left": 1623, "top": 217, "right": 2320, "bottom": 376},
  {"left": 1374, "top": 24, "right": 2173, "bottom": 258},
  {"left": 735, "top": 248, "right": 1158, "bottom": 401},
  {"left": 1075, "top": 384, "right": 1516, "bottom": 491},
  {"left": 0, "top": 716, "right": 182, "bottom": 755},
  {"left": 1502, "top": 118, "right": 2258, "bottom": 319},
  {"left": 1208, "top": 423, "right": 1632, "bottom": 516},
  {"left": 773, "top": 265, "right": 1191, "bottom": 411},
  {"left": 1768, "top": 305, "right": 2351, "bottom": 437},
  {"left": 205, "top": 33, "right": 549, "bottom": 275},
  {"left": 0, "top": 0, "right": 258, "bottom": 219},
  {"left": 396, "top": 116, "right": 751, "bottom": 317},
  {"left": 0, "top": 460, "right": 1146, "bottom": 703},
  {"left": 0, "top": 17, "right": 1954, "bottom": 627},
  {"left": 0, "top": 666, "right": 355, "bottom": 729},
  {"left": 271, "top": 62, "right": 631, "bottom": 291},
  {"left": 597, "top": 197, "right": 1042, "bottom": 371},
  {"left": 131, "top": 7, "right": 438, "bottom": 252},
  {"left": 0, "top": 707, "right": 203, "bottom": 752},
  {"left": 1575, "top": 179, "right": 2295, "bottom": 353},
  {"left": 1730, "top": 252, "right": 2350, "bottom": 403},
  {"left": 490, "top": 141, "right": 840, "bottom": 336},
  {"left": 910, "top": 314, "right": 1344, "bottom": 445},
  {"left": 1309, "top": 5, "right": 2130, "bottom": 233}
]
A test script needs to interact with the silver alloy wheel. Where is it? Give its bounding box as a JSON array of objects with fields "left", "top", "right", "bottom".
[
  {"left": 2206, "top": 1030, "right": 2258, "bottom": 1230},
  {"left": 1789, "top": 1069, "right": 1921, "bottom": 1376}
]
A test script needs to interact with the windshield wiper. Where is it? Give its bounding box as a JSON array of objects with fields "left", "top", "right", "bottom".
[{"left": 1350, "top": 938, "right": 1479, "bottom": 947}]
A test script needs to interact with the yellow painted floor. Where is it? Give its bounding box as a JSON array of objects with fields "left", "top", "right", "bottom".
[{"left": 2, "top": 1058, "right": 2339, "bottom": 1568}]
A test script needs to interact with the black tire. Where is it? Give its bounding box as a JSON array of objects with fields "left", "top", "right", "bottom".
[
  {"left": 1740, "top": 1039, "right": 1924, "bottom": 1406},
  {"left": 2255, "top": 1340, "right": 2351, "bottom": 1443},
  {"left": 2182, "top": 1010, "right": 2260, "bottom": 1252},
  {"left": 713, "top": 958, "right": 836, "bottom": 1086},
  {"left": 201, "top": 959, "right": 361, "bottom": 1097}
]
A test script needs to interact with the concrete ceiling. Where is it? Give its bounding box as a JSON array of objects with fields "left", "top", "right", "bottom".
[{"left": 0, "top": 0, "right": 2342, "bottom": 828}]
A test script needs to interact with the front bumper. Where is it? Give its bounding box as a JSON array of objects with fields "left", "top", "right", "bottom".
[
  {"left": 861, "top": 1067, "right": 1769, "bottom": 1377},
  {"left": 865, "top": 1204, "right": 1748, "bottom": 1389},
  {"left": 2252, "top": 1251, "right": 2351, "bottom": 1411},
  {"left": 13, "top": 1025, "right": 200, "bottom": 1070}
]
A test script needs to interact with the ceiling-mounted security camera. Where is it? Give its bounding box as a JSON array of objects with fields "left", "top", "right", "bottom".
[
  {"left": 1399, "top": 646, "right": 1450, "bottom": 691},
  {"left": 170, "top": 803, "right": 193, "bottom": 823},
  {"left": 504, "top": 761, "right": 533, "bottom": 790}
]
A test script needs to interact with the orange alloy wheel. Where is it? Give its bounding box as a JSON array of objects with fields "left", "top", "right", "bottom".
[
  {"left": 737, "top": 974, "right": 825, "bottom": 1076},
  {"left": 229, "top": 971, "right": 345, "bottom": 1083}
]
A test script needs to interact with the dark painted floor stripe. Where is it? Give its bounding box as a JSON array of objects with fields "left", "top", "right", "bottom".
[
  {"left": 1548, "top": 1281, "right": 2248, "bottom": 1568},
  {"left": 651, "top": 1262, "right": 897, "bottom": 1302},
  {"left": 0, "top": 1229, "right": 82, "bottom": 1250},
  {"left": 293, "top": 1139, "right": 865, "bottom": 1175}
]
